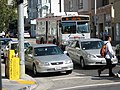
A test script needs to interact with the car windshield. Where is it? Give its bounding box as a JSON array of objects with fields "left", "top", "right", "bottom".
[
  {"left": 0, "top": 39, "right": 12, "bottom": 45},
  {"left": 24, "top": 42, "right": 30, "bottom": 49},
  {"left": 10, "top": 42, "right": 30, "bottom": 49},
  {"left": 81, "top": 41, "right": 104, "bottom": 50},
  {"left": 34, "top": 46, "right": 64, "bottom": 56},
  {"left": 11, "top": 43, "right": 18, "bottom": 50}
]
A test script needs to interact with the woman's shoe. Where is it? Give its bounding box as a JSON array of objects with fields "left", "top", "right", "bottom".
[
  {"left": 98, "top": 70, "right": 101, "bottom": 77},
  {"left": 109, "top": 73, "right": 115, "bottom": 77}
]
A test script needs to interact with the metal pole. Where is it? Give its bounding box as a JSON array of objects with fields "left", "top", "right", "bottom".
[
  {"left": 49, "top": 0, "right": 51, "bottom": 13},
  {"left": 94, "top": 0, "right": 97, "bottom": 37},
  {"left": 59, "top": 0, "right": 61, "bottom": 12},
  {"left": 18, "top": 2, "right": 25, "bottom": 78},
  {"left": 0, "top": 41, "right": 2, "bottom": 90},
  {"left": 95, "top": 0, "right": 96, "bottom": 15}
]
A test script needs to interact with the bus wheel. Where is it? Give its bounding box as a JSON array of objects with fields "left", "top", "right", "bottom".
[
  {"left": 53, "top": 39, "right": 56, "bottom": 44},
  {"left": 40, "top": 38, "right": 44, "bottom": 44}
]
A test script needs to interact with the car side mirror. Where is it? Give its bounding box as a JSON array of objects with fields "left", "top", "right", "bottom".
[
  {"left": 6, "top": 46, "right": 9, "bottom": 50},
  {"left": 64, "top": 51, "right": 67, "bottom": 54}
]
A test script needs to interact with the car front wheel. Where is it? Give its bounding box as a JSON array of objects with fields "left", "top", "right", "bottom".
[
  {"left": 80, "top": 58, "right": 85, "bottom": 69},
  {"left": 33, "top": 65, "right": 38, "bottom": 76},
  {"left": 66, "top": 70, "right": 72, "bottom": 74}
]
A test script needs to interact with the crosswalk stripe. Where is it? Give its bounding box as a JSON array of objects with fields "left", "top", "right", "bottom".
[{"left": 52, "top": 76, "right": 86, "bottom": 81}]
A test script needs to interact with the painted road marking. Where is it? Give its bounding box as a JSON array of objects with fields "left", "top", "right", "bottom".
[
  {"left": 16, "top": 80, "right": 36, "bottom": 84},
  {"left": 55, "top": 82, "right": 120, "bottom": 90},
  {"left": 52, "top": 76, "right": 87, "bottom": 81}
]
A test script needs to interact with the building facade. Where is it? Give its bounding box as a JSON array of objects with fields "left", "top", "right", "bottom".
[
  {"left": 87, "top": 0, "right": 116, "bottom": 40},
  {"left": 27, "top": 0, "right": 64, "bottom": 37},
  {"left": 64, "top": 0, "right": 118, "bottom": 41},
  {"left": 113, "top": 0, "right": 120, "bottom": 41},
  {"left": 27, "top": 0, "right": 120, "bottom": 40}
]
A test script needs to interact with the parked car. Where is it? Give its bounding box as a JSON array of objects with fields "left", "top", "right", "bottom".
[
  {"left": 0, "top": 31, "right": 5, "bottom": 38},
  {"left": 3, "top": 40, "right": 31, "bottom": 62},
  {"left": 0, "top": 38, "right": 12, "bottom": 60},
  {"left": 24, "top": 31, "right": 30, "bottom": 38},
  {"left": 25, "top": 44, "right": 73, "bottom": 75},
  {"left": 65, "top": 38, "right": 118, "bottom": 69},
  {"left": 115, "top": 44, "right": 120, "bottom": 61}
]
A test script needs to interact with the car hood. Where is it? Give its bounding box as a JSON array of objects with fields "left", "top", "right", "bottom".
[
  {"left": 85, "top": 49, "right": 101, "bottom": 55},
  {"left": 34, "top": 54, "right": 71, "bottom": 62}
]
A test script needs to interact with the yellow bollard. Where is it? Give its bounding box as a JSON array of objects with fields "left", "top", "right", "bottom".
[
  {"left": 6, "top": 50, "right": 15, "bottom": 78},
  {"left": 6, "top": 50, "right": 20, "bottom": 80},
  {"left": 9, "top": 57, "right": 20, "bottom": 80},
  {"left": 8, "top": 50, "right": 15, "bottom": 61}
]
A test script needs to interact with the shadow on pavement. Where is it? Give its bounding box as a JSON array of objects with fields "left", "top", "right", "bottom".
[
  {"left": 73, "top": 62, "right": 102, "bottom": 70},
  {"left": 25, "top": 69, "right": 70, "bottom": 78}
]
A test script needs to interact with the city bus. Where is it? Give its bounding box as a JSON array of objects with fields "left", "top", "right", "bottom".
[{"left": 36, "top": 13, "right": 90, "bottom": 50}]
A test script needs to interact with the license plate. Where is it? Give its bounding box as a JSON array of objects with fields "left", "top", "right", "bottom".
[
  {"left": 55, "top": 66, "right": 62, "bottom": 70},
  {"left": 101, "top": 60, "right": 106, "bottom": 64}
]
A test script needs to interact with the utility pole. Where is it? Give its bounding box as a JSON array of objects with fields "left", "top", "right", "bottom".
[
  {"left": 49, "top": 0, "right": 51, "bottom": 13},
  {"left": 0, "top": 42, "right": 2, "bottom": 90},
  {"left": 94, "top": 0, "right": 97, "bottom": 37},
  {"left": 17, "top": 0, "right": 25, "bottom": 78},
  {"left": 59, "top": 0, "right": 61, "bottom": 12}
]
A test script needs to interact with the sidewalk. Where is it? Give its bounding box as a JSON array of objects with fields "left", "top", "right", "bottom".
[
  {"left": 1, "top": 63, "right": 38, "bottom": 90},
  {"left": 2, "top": 75, "right": 37, "bottom": 90}
]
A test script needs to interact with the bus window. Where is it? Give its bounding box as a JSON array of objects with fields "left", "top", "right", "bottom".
[
  {"left": 77, "top": 22, "right": 89, "bottom": 33},
  {"left": 61, "top": 22, "right": 76, "bottom": 34}
]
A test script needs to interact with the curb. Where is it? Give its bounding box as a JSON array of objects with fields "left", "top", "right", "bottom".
[{"left": 17, "top": 74, "right": 38, "bottom": 90}]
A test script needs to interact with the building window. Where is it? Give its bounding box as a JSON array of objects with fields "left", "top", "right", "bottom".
[
  {"left": 69, "top": 1, "right": 73, "bottom": 11},
  {"left": 78, "top": 0, "right": 83, "bottom": 9},
  {"left": 102, "top": 0, "right": 109, "bottom": 6}
]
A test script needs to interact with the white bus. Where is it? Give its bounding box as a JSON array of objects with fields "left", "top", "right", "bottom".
[{"left": 36, "top": 14, "right": 90, "bottom": 50}]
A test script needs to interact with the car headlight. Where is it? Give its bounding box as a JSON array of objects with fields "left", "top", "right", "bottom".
[
  {"left": 65, "top": 60, "right": 73, "bottom": 64},
  {"left": 36, "top": 61, "right": 50, "bottom": 66},
  {"left": 42, "top": 62, "right": 50, "bottom": 66},
  {"left": 87, "top": 54, "right": 96, "bottom": 58}
]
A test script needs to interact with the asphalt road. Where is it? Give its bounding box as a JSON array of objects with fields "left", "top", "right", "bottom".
[
  {"left": 60, "top": 83, "right": 120, "bottom": 90},
  {"left": 25, "top": 63, "right": 120, "bottom": 90},
  {"left": 24, "top": 38, "right": 120, "bottom": 90}
]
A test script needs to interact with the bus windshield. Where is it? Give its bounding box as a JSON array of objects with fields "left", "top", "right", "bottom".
[
  {"left": 77, "top": 22, "right": 89, "bottom": 33},
  {"left": 61, "top": 22, "right": 89, "bottom": 34}
]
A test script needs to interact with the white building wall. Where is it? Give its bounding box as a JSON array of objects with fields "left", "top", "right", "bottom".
[
  {"left": 28, "top": 0, "right": 64, "bottom": 37},
  {"left": 51, "top": 0, "right": 59, "bottom": 14},
  {"left": 61, "top": 0, "right": 64, "bottom": 12}
]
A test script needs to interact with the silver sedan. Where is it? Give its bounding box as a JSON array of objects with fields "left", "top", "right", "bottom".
[
  {"left": 65, "top": 38, "right": 118, "bottom": 69},
  {"left": 25, "top": 44, "right": 73, "bottom": 75}
]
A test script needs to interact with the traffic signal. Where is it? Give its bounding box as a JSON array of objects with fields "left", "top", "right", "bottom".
[{"left": 17, "top": 0, "right": 23, "bottom": 4}]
